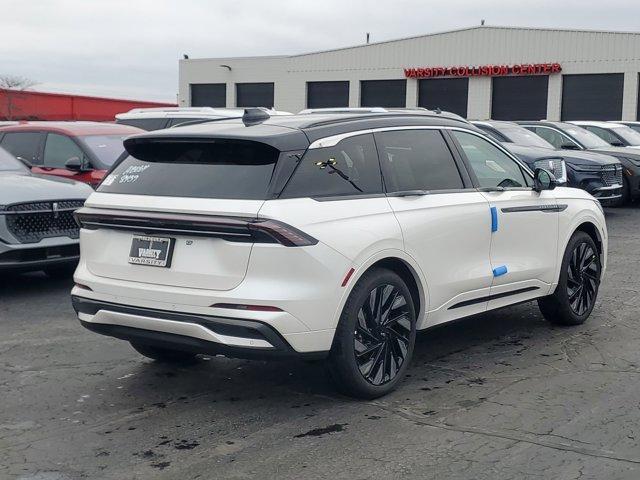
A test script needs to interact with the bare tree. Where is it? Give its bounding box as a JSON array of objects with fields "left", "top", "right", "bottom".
[{"left": 0, "top": 75, "right": 37, "bottom": 120}]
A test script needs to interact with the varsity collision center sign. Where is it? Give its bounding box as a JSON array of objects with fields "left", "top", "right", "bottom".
[{"left": 404, "top": 62, "right": 562, "bottom": 78}]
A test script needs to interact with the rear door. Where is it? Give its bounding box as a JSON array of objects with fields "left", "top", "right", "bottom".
[
  {"left": 450, "top": 130, "right": 559, "bottom": 307},
  {"left": 83, "top": 139, "right": 283, "bottom": 291},
  {"left": 375, "top": 128, "right": 493, "bottom": 323}
]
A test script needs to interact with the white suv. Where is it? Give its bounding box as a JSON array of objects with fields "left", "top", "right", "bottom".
[
  {"left": 115, "top": 107, "right": 291, "bottom": 131},
  {"left": 72, "top": 110, "right": 607, "bottom": 398}
]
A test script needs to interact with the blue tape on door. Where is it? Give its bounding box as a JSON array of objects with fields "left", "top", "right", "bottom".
[
  {"left": 493, "top": 265, "right": 508, "bottom": 277},
  {"left": 490, "top": 206, "right": 498, "bottom": 232}
]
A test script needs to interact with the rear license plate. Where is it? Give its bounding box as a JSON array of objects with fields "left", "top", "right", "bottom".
[{"left": 128, "top": 235, "right": 174, "bottom": 268}]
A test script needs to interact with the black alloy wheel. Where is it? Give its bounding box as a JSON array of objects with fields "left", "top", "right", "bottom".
[
  {"left": 566, "top": 241, "right": 599, "bottom": 316},
  {"left": 354, "top": 284, "right": 411, "bottom": 385},
  {"left": 328, "top": 267, "right": 416, "bottom": 399},
  {"left": 538, "top": 231, "right": 601, "bottom": 326}
]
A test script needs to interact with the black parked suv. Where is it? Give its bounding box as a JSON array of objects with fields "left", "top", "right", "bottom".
[
  {"left": 519, "top": 121, "right": 637, "bottom": 203},
  {"left": 473, "top": 121, "right": 623, "bottom": 204}
]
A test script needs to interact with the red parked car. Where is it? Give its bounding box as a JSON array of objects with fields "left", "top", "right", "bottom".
[{"left": 0, "top": 122, "right": 143, "bottom": 187}]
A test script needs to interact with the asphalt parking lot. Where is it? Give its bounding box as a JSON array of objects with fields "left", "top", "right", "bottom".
[{"left": 1, "top": 205, "right": 640, "bottom": 480}]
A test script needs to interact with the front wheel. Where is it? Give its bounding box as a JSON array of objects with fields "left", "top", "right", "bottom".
[
  {"left": 327, "top": 268, "right": 416, "bottom": 399},
  {"left": 538, "top": 231, "right": 601, "bottom": 326}
]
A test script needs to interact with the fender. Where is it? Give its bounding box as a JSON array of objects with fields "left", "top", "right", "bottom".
[
  {"left": 552, "top": 203, "right": 607, "bottom": 289},
  {"left": 329, "top": 248, "right": 431, "bottom": 331}
]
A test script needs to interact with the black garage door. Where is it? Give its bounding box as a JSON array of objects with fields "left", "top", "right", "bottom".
[
  {"left": 418, "top": 78, "right": 468, "bottom": 117},
  {"left": 561, "top": 73, "right": 624, "bottom": 121},
  {"left": 491, "top": 75, "right": 548, "bottom": 120},
  {"left": 361, "top": 80, "right": 406, "bottom": 108},
  {"left": 307, "top": 81, "right": 349, "bottom": 108},
  {"left": 236, "top": 83, "right": 274, "bottom": 108},
  {"left": 190, "top": 83, "right": 226, "bottom": 107}
]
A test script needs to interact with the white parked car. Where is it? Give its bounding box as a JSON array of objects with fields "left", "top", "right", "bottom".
[{"left": 72, "top": 110, "right": 607, "bottom": 398}]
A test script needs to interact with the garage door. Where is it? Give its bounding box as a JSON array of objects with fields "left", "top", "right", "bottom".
[
  {"left": 561, "top": 73, "right": 624, "bottom": 121},
  {"left": 360, "top": 80, "right": 406, "bottom": 108},
  {"left": 418, "top": 78, "right": 468, "bottom": 117},
  {"left": 236, "top": 83, "right": 274, "bottom": 108},
  {"left": 491, "top": 75, "right": 548, "bottom": 121},
  {"left": 307, "top": 81, "right": 349, "bottom": 108},
  {"left": 190, "top": 84, "right": 226, "bottom": 107}
]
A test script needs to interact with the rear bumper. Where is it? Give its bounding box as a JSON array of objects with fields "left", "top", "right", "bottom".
[{"left": 72, "top": 296, "right": 329, "bottom": 360}]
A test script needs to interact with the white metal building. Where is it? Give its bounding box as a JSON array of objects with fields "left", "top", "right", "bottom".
[{"left": 178, "top": 25, "right": 640, "bottom": 121}]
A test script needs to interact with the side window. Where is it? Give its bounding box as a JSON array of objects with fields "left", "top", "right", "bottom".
[
  {"left": 531, "top": 127, "right": 575, "bottom": 149},
  {"left": 585, "top": 126, "right": 620, "bottom": 145},
  {"left": 281, "top": 134, "right": 382, "bottom": 198},
  {"left": 167, "top": 117, "right": 203, "bottom": 127},
  {"left": 0, "top": 132, "right": 42, "bottom": 164},
  {"left": 43, "top": 134, "right": 85, "bottom": 168},
  {"left": 115, "top": 118, "right": 168, "bottom": 131},
  {"left": 375, "top": 129, "right": 464, "bottom": 192},
  {"left": 477, "top": 126, "right": 509, "bottom": 143},
  {"left": 452, "top": 131, "right": 530, "bottom": 189}
]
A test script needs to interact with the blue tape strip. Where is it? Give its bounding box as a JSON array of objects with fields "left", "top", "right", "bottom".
[
  {"left": 493, "top": 265, "right": 508, "bottom": 277},
  {"left": 490, "top": 206, "right": 498, "bottom": 233}
]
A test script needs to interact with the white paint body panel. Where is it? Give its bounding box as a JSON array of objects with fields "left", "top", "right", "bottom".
[{"left": 74, "top": 183, "right": 606, "bottom": 353}]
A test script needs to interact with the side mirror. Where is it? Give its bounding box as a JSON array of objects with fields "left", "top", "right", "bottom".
[
  {"left": 560, "top": 143, "right": 580, "bottom": 150},
  {"left": 533, "top": 168, "right": 557, "bottom": 192},
  {"left": 65, "top": 156, "right": 85, "bottom": 171},
  {"left": 610, "top": 140, "right": 625, "bottom": 147}
]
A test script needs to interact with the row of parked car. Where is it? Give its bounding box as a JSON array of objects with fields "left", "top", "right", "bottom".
[{"left": 0, "top": 106, "right": 638, "bottom": 278}]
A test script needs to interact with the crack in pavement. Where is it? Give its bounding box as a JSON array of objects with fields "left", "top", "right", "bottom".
[{"left": 371, "top": 401, "right": 640, "bottom": 466}]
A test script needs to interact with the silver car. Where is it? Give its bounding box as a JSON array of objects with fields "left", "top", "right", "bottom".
[{"left": 0, "top": 147, "right": 92, "bottom": 276}]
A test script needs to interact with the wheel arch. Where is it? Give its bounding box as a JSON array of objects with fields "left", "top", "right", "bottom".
[{"left": 337, "top": 250, "right": 429, "bottom": 328}]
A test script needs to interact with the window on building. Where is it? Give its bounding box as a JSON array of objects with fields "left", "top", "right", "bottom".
[
  {"left": 306, "top": 81, "right": 349, "bottom": 108},
  {"left": 190, "top": 83, "right": 226, "bottom": 107},
  {"left": 375, "top": 129, "right": 464, "bottom": 192},
  {"left": 236, "top": 83, "right": 275, "bottom": 108},
  {"left": 360, "top": 80, "right": 406, "bottom": 108},
  {"left": 418, "top": 78, "right": 468, "bottom": 117}
]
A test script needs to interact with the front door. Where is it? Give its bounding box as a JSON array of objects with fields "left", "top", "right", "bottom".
[
  {"left": 375, "top": 128, "right": 494, "bottom": 326},
  {"left": 450, "top": 130, "right": 559, "bottom": 308}
]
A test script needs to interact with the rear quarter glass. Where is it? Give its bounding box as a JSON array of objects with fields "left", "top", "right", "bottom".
[{"left": 98, "top": 139, "right": 280, "bottom": 200}]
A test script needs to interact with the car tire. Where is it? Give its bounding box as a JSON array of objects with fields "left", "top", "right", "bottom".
[
  {"left": 130, "top": 342, "right": 199, "bottom": 364},
  {"left": 327, "top": 268, "right": 416, "bottom": 399},
  {"left": 43, "top": 264, "right": 76, "bottom": 279},
  {"left": 538, "top": 231, "right": 601, "bottom": 326}
]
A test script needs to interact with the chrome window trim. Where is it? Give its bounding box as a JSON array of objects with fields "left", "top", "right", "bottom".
[{"left": 308, "top": 125, "right": 534, "bottom": 177}]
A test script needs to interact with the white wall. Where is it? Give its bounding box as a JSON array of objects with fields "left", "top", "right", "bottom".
[{"left": 179, "top": 26, "right": 640, "bottom": 120}]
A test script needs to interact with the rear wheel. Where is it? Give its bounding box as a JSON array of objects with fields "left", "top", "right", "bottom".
[
  {"left": 327, "top": 268, "right": 416, "bottom": 399},
  {"left": 538, "top": 231, "right": 601, "bottom": 326},
  {"left": 130, "top": 342, "right": 199, "bottom": 364}
]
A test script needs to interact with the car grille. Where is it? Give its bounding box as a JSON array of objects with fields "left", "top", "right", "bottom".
[
  {"left": 601, "top": 165, "right": 623, "bottom": 186},
  {"left": 4, "top": 200, "right": 85, "bottom": 244}
]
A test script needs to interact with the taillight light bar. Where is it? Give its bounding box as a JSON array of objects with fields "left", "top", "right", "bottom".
[{"left": 74, "top": 207, "right": 318, "bottom": 247}]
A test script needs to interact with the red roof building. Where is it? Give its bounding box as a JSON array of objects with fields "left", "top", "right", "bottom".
[{"left": 0, "top": 89, "right": 175, "bottom": 122}]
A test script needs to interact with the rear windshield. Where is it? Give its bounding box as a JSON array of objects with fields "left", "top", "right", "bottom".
[{"left": 97, "top": 139, "right": 279, "bottom": 199}]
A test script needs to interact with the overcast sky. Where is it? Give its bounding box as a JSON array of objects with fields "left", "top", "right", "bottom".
[{"left": 2, "top": 0, "right": 640, "bottom": 102}]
